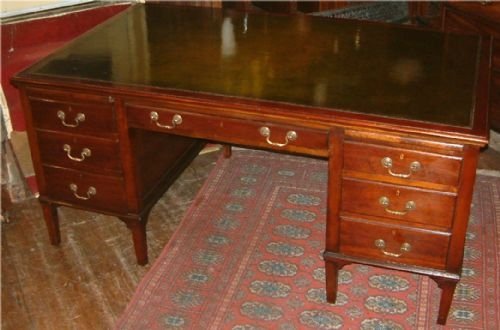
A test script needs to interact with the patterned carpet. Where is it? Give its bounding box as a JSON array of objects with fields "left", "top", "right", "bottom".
[
  {"left": 116, "top": 149, "right": 499, "bottom": 329},
  {"left": 311, "top": 1, "right": 409, "bottom": 23}
]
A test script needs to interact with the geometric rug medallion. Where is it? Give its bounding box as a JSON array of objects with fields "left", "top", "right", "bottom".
[{"left": 116, "top": 149, "right": 499, "bottom": 329}]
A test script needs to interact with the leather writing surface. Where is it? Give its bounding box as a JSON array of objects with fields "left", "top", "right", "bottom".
[{"left": 25, "top": 4, "right": 480, "bottom": 127}]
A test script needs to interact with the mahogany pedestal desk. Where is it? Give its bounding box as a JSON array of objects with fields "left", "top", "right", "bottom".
[{"left": 12, "top": 4, "right": 490, "bottom": 325}]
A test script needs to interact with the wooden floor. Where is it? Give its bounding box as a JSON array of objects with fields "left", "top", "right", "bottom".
[
  {"left": 2, "top": 145, "right": 500, "bottom": 329},
  {"left": 1, "top": 149, "right": 220, "bottom": 330}
]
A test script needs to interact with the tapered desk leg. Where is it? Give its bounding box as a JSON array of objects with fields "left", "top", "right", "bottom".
[
  {"left": 325, "top": 261, "right": 340, "bottom": 303},
  {"left": 41, "top": 201, "right": 60, "bottom": 245},
  {"left": 223, "top": 145, "right": 232, "bottom": 158},
  {"left": 434, "top": 277, "right": 458, "bottom": 325},
  {"left": 324, "top": 128, "right": 345, "bottom": 304},
  {"left": 120, "top": 213, "right": 150, "bottom": 266}
]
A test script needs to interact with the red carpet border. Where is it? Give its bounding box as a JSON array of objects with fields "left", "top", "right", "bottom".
[{"left": 116, "top": 149, "right": 499, "bottom": 329}]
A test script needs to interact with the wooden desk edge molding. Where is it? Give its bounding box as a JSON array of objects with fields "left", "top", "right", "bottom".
[{"left": 11, "top": 4, "right": 490, "bottom": 325}]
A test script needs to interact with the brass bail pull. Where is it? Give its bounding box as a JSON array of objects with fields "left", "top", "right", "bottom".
[
  {"left": 374, "top": 239, "right": 411, "bottom": 258},
  {"left": 63, "top": 144, "right": 91, "bottom": 162},
  {"left": 381, "top": 157, "right": 421, "bottom": 178},
  {"left": 69, "top": 184, "right": 96, "bottom": 200},
  {"left": 57, "top": 110, "right": 85, "bottom": 128},
  {"left": 259, "top": 126, "right": 297, "bottom": 147},
  {"left": 150, "top": 111, "right": 182, "bottom": 129},
  {"left": 379, "top": 196, "right": 416, "bottom": 216}
]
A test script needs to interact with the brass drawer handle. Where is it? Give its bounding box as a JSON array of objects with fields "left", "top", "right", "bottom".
[
  {"left": 259, "top": 126, "right": 297, "bottom": 147},
  {"left": 57, "top": 110, "right": 85, "bottom": 128},
  {"left": 381, "top": 157, "right": 421, "bottom": 178},
  {"left": 69, "top": 183, "right": 96, "bottom": 200},
  {"left": 63, "top": 144, "right": 91, "bottom": 162},
  {"left": 374, "top": 239, "right": 411, "bottom": 258},
  {"left": 379, "top": 196, "right": 416, "bottom": 216},
  {"left": 150, "top": 111, "right": 182, "bottom": 129}
]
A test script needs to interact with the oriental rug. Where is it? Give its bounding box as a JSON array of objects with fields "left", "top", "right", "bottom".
[{"left": 116, "top": 149, "right": 499, "bottom": 329}]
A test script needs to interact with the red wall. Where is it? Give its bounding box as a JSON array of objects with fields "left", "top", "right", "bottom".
[{"left": 1, "top": 3, "right": 130, "bottom": 131}]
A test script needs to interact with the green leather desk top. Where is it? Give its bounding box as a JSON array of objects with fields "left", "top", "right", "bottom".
[{"left": 21, "top": 4, "right": 484, "bottom": 128}]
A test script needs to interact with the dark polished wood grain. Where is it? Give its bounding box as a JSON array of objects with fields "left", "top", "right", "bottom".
[
  {"left": 441, "top": 1, "right": 500, "bottom": 132},
  {"left": 339, "top": 216, "right": 450, "bottom": 269},
  {"left": 27, "top": 89, "right": 117, "bottom": 136},
  {"left": 17, "top": 85, "right": 205, "bottom": 266},
  {"left": 11, "top": 3, "right": 491, "bottom": 325},
  {"left": 18, "top": 4, "right": 484, "bottom": 131},
  {"left": 343, "top": 141, "right": 463, "bottom": 188},
  {"left": 341, "top": 178, "right": 456, "bottom": 228},
  {"left": 37, "top": 131, "right": 122, "bottom": 174}
]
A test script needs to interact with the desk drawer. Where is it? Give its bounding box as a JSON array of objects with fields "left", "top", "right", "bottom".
[
  {"left": 29, "top": 97, "right": 116, "bottom": 136},
  {"left": 37, "top": 131, "right": 122, "bottom": 175},
  {"left": 341, "top": 178, "right": 455, "bottom": 228},
  {"left": 126, "top": 103, "right": 328, "bottom": 157},
  {"left": 343, "top": 141, "right": 462, "bottom": 187},
  {"left": 43, "top": 166, "right": 127, "bottom": 213},
  {"left": 340, "top": 217, "right": 449, "bottom": 269}
]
